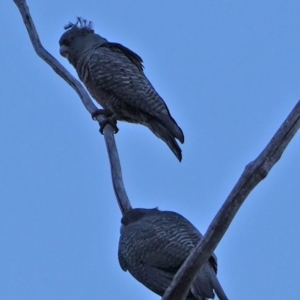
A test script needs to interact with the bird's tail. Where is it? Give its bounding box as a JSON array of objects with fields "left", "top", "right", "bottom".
[
  {"left": 159, "top": 114, "right": 184, "bottom": 144},
  {"left": 191, "top": 263, "right": 229, "bottom": 300},
  {"left": 211, "top": 275, "right": 229, "bottom": 300},
  {"left": 147, "top": 120, "right": 182, "bottom": 161}
]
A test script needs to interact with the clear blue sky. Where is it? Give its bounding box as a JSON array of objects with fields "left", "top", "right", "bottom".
[{"left": 1, "top": 1, "right": 300, "bottom": 299}]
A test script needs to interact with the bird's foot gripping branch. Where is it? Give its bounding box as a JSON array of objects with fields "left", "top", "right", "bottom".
[{"left": 91, "top": 109, "right": 119, "bottom": 134}]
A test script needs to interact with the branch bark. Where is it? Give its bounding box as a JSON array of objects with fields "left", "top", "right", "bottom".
[
  {"left": 162, "top": 100, "right": 300, "bottom": 300},
  {"left": 13, "top": 0, "right": 131, "bottom": 215}
]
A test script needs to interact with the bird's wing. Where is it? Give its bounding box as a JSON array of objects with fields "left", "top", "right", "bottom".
[
  {"left": 153, "top": 211, "right": 219, "bottom": 273},
  {"left": 87, "top": 44, "right": 171, "bottom": 118},
  {"left": 163, "top": 211, "right": 219, "bottom": 273},
  {"left": 102, "top": 42, "right": 144, "bottom": 72},
  {"left": 128, "top": 264, "right": 176, "bottom": 296},
  {"left": 119, "top": 212, "right": 218, "bottom": 275},
  {"left": 120, "top": 216, "right": 195, "bottom": 271},
  {"left": 209, "top": 254, "right": 218, "bottom": 274}
]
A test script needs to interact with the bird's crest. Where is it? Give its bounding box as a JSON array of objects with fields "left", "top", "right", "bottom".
[{"left": 64, "top": 17, "right": 94, "bottom": 32}]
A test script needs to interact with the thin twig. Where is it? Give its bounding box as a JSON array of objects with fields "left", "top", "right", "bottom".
[
  {"left": 13, "top": 0, "right": 131, "bottom": 215},
  {"left": 162, "top": 100, "right": 300, "bottom": 300}
]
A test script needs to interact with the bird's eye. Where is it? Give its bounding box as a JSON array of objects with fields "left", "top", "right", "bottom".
[
  {"left": 62, "top": 39, "right": 71, "bottom": 46},
  {"left": 61, "top": 35, "right": 75, "bottom": 47}
]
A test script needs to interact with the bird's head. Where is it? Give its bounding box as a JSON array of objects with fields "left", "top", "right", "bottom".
[
  {"left": 59, "top": 17, "right": 107, "bottom": 65},
  {"left": 121, "top": 208, "right": 159, "bottom": 226}
]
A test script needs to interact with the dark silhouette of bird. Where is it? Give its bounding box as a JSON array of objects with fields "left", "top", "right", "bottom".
[
  {"left": 59, "top": 18, "right": 184, "bottom": 161},
  {"left": 118, "top": 208, "right": 228, "bottom": 300}
]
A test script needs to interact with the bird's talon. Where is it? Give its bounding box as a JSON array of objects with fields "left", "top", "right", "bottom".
[
  {"left": 114, "top": 127, "right": 119, "bottom": 134},
  {"left": 99, "top": 118, "right": 119, "bottom": 134}
]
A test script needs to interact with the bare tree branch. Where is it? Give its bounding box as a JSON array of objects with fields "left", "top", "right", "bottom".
[
  {"left": 13, "top": 0, "right": 131, "bottom": 215},
  {"left": 162, "top": 100, "right": 300, "bottom": 300}
]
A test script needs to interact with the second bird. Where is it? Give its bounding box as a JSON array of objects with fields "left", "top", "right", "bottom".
[
  {"left": 118, "top": 208, "right": 229, "bottom": 300},
  {"left": 59, "top": 18, "right": 184, "bottom": 161}
]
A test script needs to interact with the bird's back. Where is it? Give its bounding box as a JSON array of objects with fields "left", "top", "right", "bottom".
[
  {"left": 118, "top": 209, "right": 224, "bottom": 299},
  {"left": 79, "top": 44, "right": 184, "bottom": 142}
]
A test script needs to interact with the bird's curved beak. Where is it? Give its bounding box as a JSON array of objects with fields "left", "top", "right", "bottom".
[{"left": 59, "top": 45, "right": 69, "bottom": 58}]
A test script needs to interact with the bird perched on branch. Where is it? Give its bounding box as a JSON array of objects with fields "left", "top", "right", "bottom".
[
  {"left": 59, "top": 18, "right": 184, "bottom": 161},
  {"left": 118, "top": 208, "right": 229, "bottom": 300}
]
